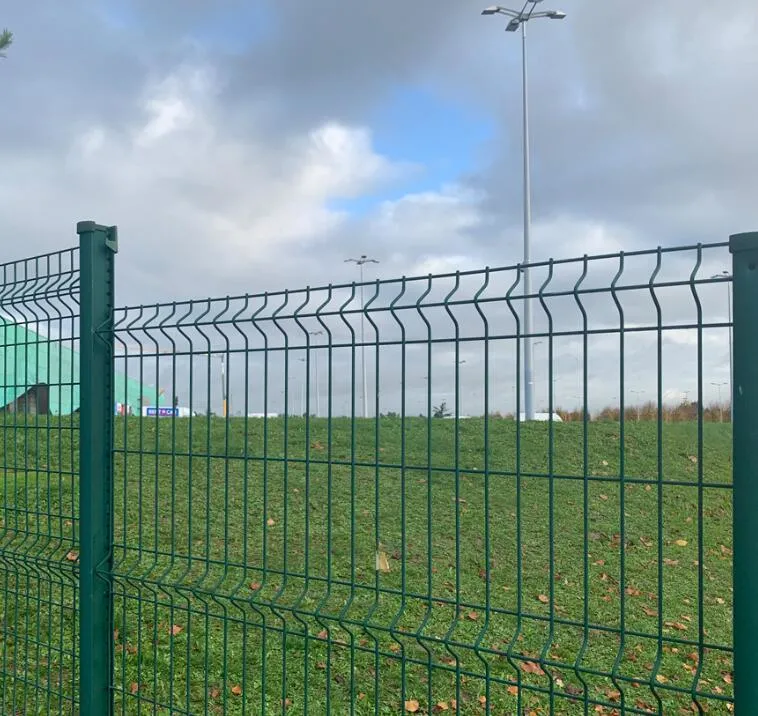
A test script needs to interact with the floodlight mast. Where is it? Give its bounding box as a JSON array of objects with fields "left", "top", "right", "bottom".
[{"left": 481, "top": 2, "right": 566, "bottom": 421}]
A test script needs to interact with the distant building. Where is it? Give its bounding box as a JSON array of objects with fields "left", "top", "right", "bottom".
[{"left": 0, "top": 319, "right": 163, "bottom": 416}]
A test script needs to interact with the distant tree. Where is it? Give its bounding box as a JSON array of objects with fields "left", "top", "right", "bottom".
[
  {"left": 433, "top": 402, "right": 451, "bottom": 419},
  {"left": 0, "top": 29, "right": 12, "bottom": 58}
]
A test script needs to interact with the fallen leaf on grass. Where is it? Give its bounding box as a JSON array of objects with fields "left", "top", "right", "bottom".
[
  {"left": 434, "top": 702, "right": 449, "bottom": 712},
  {"left": 537, "top": 594, "right": 549, "bottom": 604},
  {"left": 311, "top": 441, "right": 325, "bottom": 451},
  {"left": 522, "top": 661, "right": 545, "bottom": 675},
  {"left": 405, "top": 699, "right": 420, "bottom": 713},
  {"left": 664, "top": 558, "right": 679, "bottom": 566},
  {"left": 675, "top": 539, "right": 688, "bottom": 547},
  {"left": 376, "top": 550, "right": 391, "bottom": 573},
  {"left": 170, "top": 624, "right": 183, "bottom": 636},
  {"left": 599, "top": 494, "right": 609, "bottom": 501},
  {"left": 507, "top": 686, "right": 519, "bottom": 696},
  {"left": 283, "top": 698, "right": 292, "bottom": 709},
  {"left": 466, "top": 611, "right": 479, "bottom": 621},
  {"left": 723, "top": 672, "right": 733, "bottom": 684},
  {"left": 625, "top": 586, "right": 642, "bottom": 597},
  {"left": 65, "top": 551, "right": 79, "bottom": 562},
  {"left": 266, "top": 518, "right": 276, "bottom": 527},
  {"left": 249, "top": 582, "right": 262, "bottom": 591},
  {"left": 317, "top": 629, "right": 328, "bottom": 640},
  {"left": 642, "top": 607, "right": 658, "bottom": 617},
  {"left": 478, "top": 695, "right": 487, "bottom": 706},
  {"left": 130, "top": 683, "right": 139, "bottom": 695},
  {"left": 715, "top": 597, "right": 725, "bottom": 605},
  {"left": 664, "top": 621, "right": 687, "bottom": 631},
  {"left": 688, "top": 455, "right": 698, "bottom": 464},
  {"left": 594, "top": 559, "right": 605, "bottom": 566},
  {"left": 113, "top": 628, "right": 120, "bottom": 642},
  {"left": 209, "top": 687, "right": 220, "bottom": 699},
  {"left": 231, "top": 685, "right": 242, "bottom": 696}
]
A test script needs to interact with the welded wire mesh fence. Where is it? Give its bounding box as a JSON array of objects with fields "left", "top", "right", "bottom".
[
  {"left": 0, "top": 248, "right": 81, "bottom": 715},
  {"left": 105, "top": 241, "right": 733, "bottom": 714},
  {"left": 0, "top": 225, "right": 741, "bottom": 715}
]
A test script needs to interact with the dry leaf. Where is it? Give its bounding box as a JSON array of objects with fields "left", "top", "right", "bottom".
[
  {"left": 376, "top": 550, "right": 391, "bottom": 573},
  {"left": 722, "top": 672, "right": 733, "bottom": 684},
  {"left": 478, "top": 695, "right": 487, "bottom": 706},
  {"left": 405, "top": 700, "right": 420, "bottom": 713},
  {"left": 434, "top": 702, "right": 449, "bottom": 712},
  {"left": 130, "top": 682, "right": 139, "bottom": 695},
  {"left": 664, "top": 621, "right": 687, "bottom": 631},
  {"left": 210, "top": 687, "right": 220, "bottom": 699},
  {"left": 643, "top": 607, "right": 658, "bottom": 617},
  {"left": 113, "top": 628, "right": 120, "bottom": 642},
  {"left": 466, "top": 611, "right": 479, "bottom": 621},
  {"left": 507, "top": 686, "right": 519, "bottom": 696},
  {"left": 645, "top": 485, "right": 652, "bottom": 492},
  {"left": 594, "top": 559, "right": 605, "bottom": 566},
  {"left": 716, "top": 597, "right": 725, "bottom": 605},
  {"left": 389, "top": 643, "right": 401, "bottom": 653},
  {"left": 655, "top": 674, "right": 668, "bottom": 683},
  {"left": 626, "top": 586, "right": 642, "bottom": 597},
  {"left": 358, "top": 693, "right": 366, "bottom": 700},
  {"left": 537, "top": 594, "right": 549, "bottom": 604},
  {"left": 316, "top": 661, "right": 326, "bottom": 670},
  {"left": 602, "top": 460, "right": 609, "bottom": 466},
  {"left": 283, "top": 698, "right": 292, "bottom": 708},
  {"left": 267, "top": 518, "right": 276, "bottom": 527},
  {"left": 65, "top": 551, "right": 79, "bottom": 562},
  {"left": 599, "top": 494, "right": 609, "bottom": 501},
  {"left": 231, "top": 685, "right": 242, "bottom": 696},
  {"left": 688, "top": 455, "right": 698, "bottom": 464},
  {"left": 317, "top": 629, "right": 328, "bottom": 640},
  {"left": 522, "top": 661, "right": 545, "bottom": 675},
  {"left": 170, "top": 624, "right": 183, "bottom": 636},
  {"left": 720, "top": 544, "right": 733, "bottom": 556},
  {"left": 675, "top": 539, "right": 688, "bottom": 547},
  {"left": 249, "top": 582, "right": 262, "bottom": 591},
  {"left": 664, "top": 558, "right": 679, "bottom": 566},
  {"left": 311, "top": 441, "right": 325, "bottom": 451}
]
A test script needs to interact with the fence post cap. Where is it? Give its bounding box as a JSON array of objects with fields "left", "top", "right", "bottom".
[
  {"left": 76, "top": 220, "right": 109, "bottom": 234},
  {"left": 729, "top": 231, "right": 758, "bottom": 254}
]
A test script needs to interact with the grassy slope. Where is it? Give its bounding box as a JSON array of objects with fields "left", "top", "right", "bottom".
[{"left": 0, "top": 417, "right": 733, "bottom": 714}]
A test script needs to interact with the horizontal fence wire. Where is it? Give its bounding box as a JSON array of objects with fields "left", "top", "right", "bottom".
[
  {"left": 105, "top": 243, "right": 733, "bottom": 714},
  {"left": 0, "top": 248, "right": 81, "bottom": 715}
]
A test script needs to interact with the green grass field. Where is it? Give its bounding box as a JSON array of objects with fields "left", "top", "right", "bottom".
[{"left": 0, "top": 417, "right": 733, "bottom": 714}]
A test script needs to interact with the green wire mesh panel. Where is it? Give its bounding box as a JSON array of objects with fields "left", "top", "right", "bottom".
[
  {"left": 0, "top": 249, "right": 81, "bottom": 715},
  {"left": 106, "top": 242, "right": 733, "bottom": 714}
]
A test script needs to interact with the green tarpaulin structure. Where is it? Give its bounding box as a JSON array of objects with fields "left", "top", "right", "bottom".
[{"left": 0, "top": 319, "right": 163, "bottom": 415}]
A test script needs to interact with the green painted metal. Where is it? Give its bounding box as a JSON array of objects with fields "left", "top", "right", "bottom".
[
  {"left": 730, "top": 231, "right": 758, "bottom": 710},
  {"left": 0, "top": 244, "right": 80, "bottom": 714},
  {"left": 78, "top": 221, "right": 117, "bottom": 716},
  {"left": 0, "top": 230, "right": 741, "bottom": 714}
]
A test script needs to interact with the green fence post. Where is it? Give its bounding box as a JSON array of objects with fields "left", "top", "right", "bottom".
[
  {"left": 730, "top": 231, "right": 758, "bottom": 711},
  {"left": 78, "top": 220, "right": 118, "bottom": 716}
]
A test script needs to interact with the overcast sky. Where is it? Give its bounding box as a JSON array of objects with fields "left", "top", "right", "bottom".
[{"left": 1, "top": 0, "right": 749, "bottom": 414}]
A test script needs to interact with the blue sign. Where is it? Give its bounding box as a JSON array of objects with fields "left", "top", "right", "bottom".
[{"left": 146, "top": 407, "right": 179, "bottom": 417}]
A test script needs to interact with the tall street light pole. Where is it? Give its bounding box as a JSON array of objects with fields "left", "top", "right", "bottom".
[
  {"left": 482, "top": 2, "right": 566, "bottom": 421},
  {"left": 309, "top": 330, "right": 324, "bottom": 418},
  {"left": 345, "top": 255, "right": 379, "bottom": 419}
]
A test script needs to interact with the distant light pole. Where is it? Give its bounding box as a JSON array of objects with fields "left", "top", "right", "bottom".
[
  {"left": 630, "top": 389, "right": 645, "bottom": 421},
  {"left": 712, "top": 272, "right": 732, "bottom": 420},
  {"left": 712, "top": 381, "right": 728, "bottom": 423},
  {"left": 297, "top": 358, "right": 306, "bottom": 416},
  {"left": 482, "top": 2, "right": 566, "bottom": 421},
  {"left": 345, "top": 255, "right": 379, "bottom": 419},
  {"left": 309, "top": 330, "right": 324, "bottom": 418}
]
